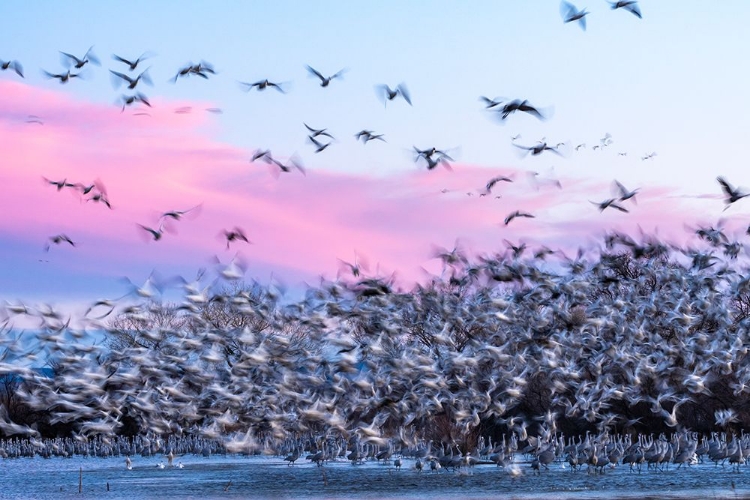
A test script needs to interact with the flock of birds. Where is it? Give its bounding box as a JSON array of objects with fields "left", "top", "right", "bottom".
[{"left": 5, "top": 0, "right": 750, "bottom": 491}]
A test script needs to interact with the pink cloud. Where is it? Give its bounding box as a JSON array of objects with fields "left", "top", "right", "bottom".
[{"left": 0, "top": 80, "right": 741, "bottom": 302}]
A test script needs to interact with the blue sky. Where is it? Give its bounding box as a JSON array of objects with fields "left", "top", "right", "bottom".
[{"left": 1, "top": 1, "right": 749, "bottom": 319}]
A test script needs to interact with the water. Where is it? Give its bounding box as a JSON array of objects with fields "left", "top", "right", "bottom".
[{"left": 2, "top": 455, "right": 748, "bottom": 499}]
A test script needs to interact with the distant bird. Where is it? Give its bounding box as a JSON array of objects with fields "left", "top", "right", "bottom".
[
  {"left": 305, "top": 65, "right": 347, "bottom": 87},
  {"left": 268, "top": 157, "right": 305, "bottom": 176},
  {"left": 609, "top": 0, "right": 642, "bottom": 18},
  {"left": 355, "top": 130, "right": 385, "bottom": 143},
  {"left": 591, "top": 198, "right": 629, "bottom": 213},
  {"left": 308, "top": 135, "right": 331, "bottom": 153},
  {"left": 240, "top": 79, "right": 286, "bottom": 93},
  {"left": 251, "top": 149, "right": 273, "bottom": 163},
  {"left": 375, "top": 83, "right": 411, "bottom": 106},
  {"left": 414, "top": 147, "right": 454, "bottom": 162},
  {"left": 496, "top": 99, "right": 547, "bottom": 121},
  {"left": 60, "top": 46, "right": 100, "bottom": 69},
  {"left": 222, "top": 228, "right": 250, "bottom": 249},
  {"left": 119, "top": 93, "right": 151, "bottom": 112},
  {"left": 110, "top": 68, "right": 152, "bottom": 90},
  {"left": 641, "top": 152, "right": 657, "bottom": 160},
  {"left": 485, "top": 175, "right": 513, "bottom": 194},
  {"left": 138, "top": 224, "right": 165, "bottom": 242},
  {"left": 112, "top": 52, "right": 152, "bottom": 71},
  {"left": 0, "top": 59, "right": 23, "bottom": 78},
  {"left": 613, "top": 180, "right": 639, "bottom": 204},
  {"left": 504, "top": 211, "right": 535, "bottom": 225},
  {"left": 88, "top": 192, "right": 112, "bottom": 209},
  {"left": 304, "top": 123, "right": 334, "bottom": 140},
  {"left": 480, "top": 96, "right": 505, "bottom": 109},
  {"left": 45, "top": 234, "right": 75, "bottom": 252},
  {"left": 43, "top": 177, "right": 76, "bottom": 191},
  {"left": 717, "top": 176, "right": 750, "bottom": 208},
  {"left": 575, "top": 143, "right": 586, "bottom": 150},
  {"left": 560, "top": 2, "right": 589, "bottom": 30},
  {"left": 160, "top": 205, "right": 202, "bottom": 222},
  {"left": 172, "top": 61, "right": 215, "bottom": 82},
  {"left": 42, "top": 70, "right": 80, "bottom": 84},
  {"left": 25, "top": 115, "right": 43, "bottom": 125},
  {"left": 513, "top": 141, "right": 563, "bottom": 157}
]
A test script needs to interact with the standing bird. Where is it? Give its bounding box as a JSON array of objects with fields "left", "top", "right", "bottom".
[
  {"left": 60, "top": 46, "right": 100, "bottom": 69},
  {"left": 0, "top": 59, "right": 23, "bottom": 77},
  {"left": 560, "top": 2, "right": 589, "bottom": 30},
  {"left": 305, "top": 65, "right": 347, "bottom": 87},
  {"left": 375, "top": 83, "right": 412, "bottom": 106},
  {"left": 609, "top": 0, "right": 642, "bottom": 18}
]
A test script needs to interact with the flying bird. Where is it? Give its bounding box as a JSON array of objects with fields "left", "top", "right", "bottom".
[
  {"left": 485, "top": 175, "right": 513, "bottom": 194},
  {"left": 495, "top": 99, "right": 548, "bottom": 121},
  {"left": 45, "top": 234, "right": 76, "bottom": 252},
  {"left": 305, "top": 65, "right": 347, "bottom": 87},
  {"left": 240, "top": 79, "right": 286, "bottom": 93},
  {"left": 717, "top": 176, "right": 750, "bottom": 208},
  {"left": 42, "top": 70, "right": 81, "bottom": 84},
  {"left": 609, "top": 0, "right": 642, "bottom": 18},
  {"left": 222, "top": 228, "right": 251, "bottom": 249},
  {"left": 513, "top": 141, "right": 563, "bottom": 157},
  {"left": 43, "top": 177, "right": 76, "bottom": 191},
  {"left": 160, "top": 205, "right": 202, "bottom": 222},
  {"left": 560, "top": 2, "right": 589, "bottom": 30},
  {"left": 119, "top": 93, "right": 151, "bottom": 112},
  {"left": 0, "top": 59, "right": 23, "bottom": 77},
  {"left": 308, "top": 135, "right": 331, "bottom": 153},
  {"left": 591, "top": 198, "right": 629, "bottom": 213},
  {"left": 613, "top": 180, "right": 639, "bottom": 204},
  {"left": 641, "top": 152, "right": 657, "bottom": 160},
  {"left": 112, "top": 52, "right": 152, "bottom": 71},
  {"left": 138, "top": 224, "right": 165, "bottom": 242},
  {"left": 110, "top": 68, "right": 152, "bottom": 90},
  {"left": 375, "top": 83, "right": 411, "bottom": 106},
  {"left": 355, "top": 130, "right": 386, "bottom": 143},
  {"left": 480, "top": 96, "right": 505, "bottom": 109},
  {"left": 60, "top": 46, "right": 100, "bottom": 68},
  {"left": 304, "top": 123, "right": 334, "bottom": 139},
  {"left": 504, "top": 211, "right": 535, "bottom": 225}
]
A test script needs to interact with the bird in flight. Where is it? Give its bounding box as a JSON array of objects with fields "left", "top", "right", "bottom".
[
  {"left": 513, "top": 141, "right": 563, "bottom": 157},
  {"left": 45, "top": 234, "right": 76, "bottom": 252},
  {"left": 560, "top": 2, "right": 589, "bottom": 30},
  {"left": 613, "top": 180, "right": 639, "bottom": 204},
  {"left": 240, "top": 79, "right": 286, "bottom": 93},
  {"left": 60, "top": 46, "right": 100, "bottom": 69},
  {"left": 160, "top": 205, "right": 202, "bottom": 222},
  {"left": 504, "top": 211, "right": 535, "bottom": 225},
  {"left": 355, "top": 130, "right": 386, "bottom": 144},
  {"left": 609, "top": 0, "right": 642, "bottom": 18},
  {"left": 495, "top": 99, "right": 547, "bottom": 121},
  {"left": 717, "top": 176, "right": 750, "bottom": 209},
  {"left": 641, "top": 152, "right": 657, "bottom": 161},
  {"left": 480, "top": 96, "right": 505, "bottom": 109},
  {"left": 591, "top": 198, "right": 629, "bottom": 213},
  {"left": 138, "top": 224, "right": 165, "bottom": 242},
  {"left": 0, "top": 59, "right": 23, "bottom": 78},
  {"left": 308, "top": 135, "right": 331, "bottom": 153},
  {"left": 43, "top": 70, "right": 81, "bottom": 84},
  {"left": 304, "top": 123, "right": 334, "bottom": 140},
  {"left": 110, "top": 68, "right": 152, "bottom": 90},
  {"left": 119, "top": 93, "right": 151, "bottom": 112},
  {"left": 43, "top": 177, "right": 76, "bottom": 191},
  {"left": 112, "top": 52, "right": 152, "bottom": 71},
  {"left": 485, "top": 175, "right": 513, "bottom": 194},
  {"left": 222, "top": 228, "right": 251, "bottom": 249},
  {"left": 375, "top": 83, "right": 411, "bottom": 106},
  {"left": 305, "top": 65, "right": 347, "bottom": 87}
]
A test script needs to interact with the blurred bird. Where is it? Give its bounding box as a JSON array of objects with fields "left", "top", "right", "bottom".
[
  {"left": 138, "top": 224, "right": 165, "bottom": 242},
  {"left": 0, "top": 59, "right": 23, "bottom": 77},
  {"left": 112, "top": 52, "right": 152, "bottom": 71},
  {"left": 308, "top": 135, "right": 331, "bottom": 153},
  {"left": 591, "top": 198, "right": 629, "bottom": 213},
  {"left": 496, "top": 99, "right": 547, "bottom": 121},
  {"left": 355, "top": 130, "right": 386, "bottom": 143},
  {"left": 304, "top": 123, "right": 334, "bottom": 140},
  {"left": 375, "top": 83, "right": 411, "bottom": 106},
  {"left": 480, "top": 96, "right": 505, "bottom": 109},
  {"left": 513, "top": 141, "right": 563, "bottom": 157},
  {"left": 119, "top": 93, "right": 151, "bottom": 112},
  {"left": 717, "top": 176, "right": 750, "bottom": 209},
  {"left": 485, "top": 175, "right": 513, "bottom": 194},
  {"left": 504, "top": 211, "right": 535, "bottom": 225},
  {"left": 305, "top": 65, "right": 347, "bottom": 87},
  {"left": 560, "top": 2, "right": 589, "bottom": 30},
  {"left": 45, "top": 234, "right": 76, "bottom": 252},
  {"left": 42, "top": 70, "right": 81, "bottom": 84},
  {"left": 60, "top": 46, "right": 100, "bottom": 69},
  {"left": 609, "top": 0, "right": 642, "bottom": 18},
  {"left": 110, "top": 68, "right": 152, "bottom": 90},
  {"left": 613, "top": 180, "right": 639, "bottom": 204},
  {"left": 222, "top": 228, "right": 251, "bottom": 249},
  {"left": 240, "top": 79, "right": 286, "bottom": 93}
]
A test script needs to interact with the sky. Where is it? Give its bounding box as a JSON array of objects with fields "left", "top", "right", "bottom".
[{"left": 1, "top": 1, "right": 750, "bottom": 318}]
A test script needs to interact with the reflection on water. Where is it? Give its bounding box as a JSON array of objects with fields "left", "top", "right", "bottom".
[{"left": 2, "top": 455, "right": 750, "bottom": 500}]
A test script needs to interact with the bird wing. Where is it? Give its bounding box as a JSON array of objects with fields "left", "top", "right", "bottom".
[
  {"left": 306, "top": 65, "right": 324, "bottom": 81},
  {"left": 717, "top": 177, "right": 734, "bottom": 196},
  {"left": 625, "top": 3, "right": 642, "bottom": 18},
  {"left": 398, "top": 84, "right": 412, "bottom": 105}
]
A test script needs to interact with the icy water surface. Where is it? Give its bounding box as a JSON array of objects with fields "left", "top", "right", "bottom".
[{"left": 2, "top": 455, "right": 750, "bottom": 499}]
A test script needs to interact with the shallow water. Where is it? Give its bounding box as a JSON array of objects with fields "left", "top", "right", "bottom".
[{"left": 2, "top": 454, "right": 750, "bottom": 499}]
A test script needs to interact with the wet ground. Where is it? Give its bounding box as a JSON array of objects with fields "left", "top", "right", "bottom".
[{"left": 2, "top": 454, "right": 749, "bottom": 499}]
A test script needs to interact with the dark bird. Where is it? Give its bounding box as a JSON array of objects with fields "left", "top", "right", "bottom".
[
  {"left": 110, "top": 68, "right": 152, "bottom": 90},
  {"left": 305, "top": 65, "right": 347, "bottom": 87},
  {"left": 613, "top": 180, "right": 639, "bottom": 204},
  {"left": 641, "top": 152, "right": 657, "bottom": 160},
  {"left": 485, "top": 175, "right": 513, "bottom": 194},
  {"left": 240, "top": 79, "right": 286, "bottom": 93},
  {"left": 190, "top": 61, "right": 215, "bottom": 78},
  {"left": 480, "top": 96, "right": 505, "bottom": 109},
  {"left": 88, "top": 192, "right": 112, "bottom": 209},
  {"left": 42, "top": 70, "right": 81, "bottom": 84},
  {"left": 591, "top": 198, "right": 629, "bottom": 213},
  {"left": 0, "top": 59, "right": 23, "bottom": 78},
  {"left": 60, "top": 46, "right": 100, "bottom": 69},
  {"left": 119, "top": 93, "right": 151, "bottom": 112},
  {"left": 609, "top": 0, "right": 642, "bottom": 18},
  {"left": 43, "top": 177, "right": 76, "bottom": 191},
  {"left": 513, "top": 141, "right": 563, "bottom": 157},
  {"left": 304, "top": 123, "right": 334, "bottom": 140},
  {"left": 138, "top": 224, "right": 165, "bottom": 242},
  {"left": 251, "top": 149, "right": 273, "bottom": 163},
  {"left": 560, "top": 2, "right": 589, "bottom": 30},
  {"left": 375, "top": 83, "right": 411, "bottom": 106},
  {"left": 355, "top": 130, "right": 386, "bottom": 143},
  {"left": 504, "top": 211, "right": 535, "bottom": 225},
  {"left": 112, "top": 52, "right": 152, "bottom": 71},
  {"left": 717, "top": 176, "right": 750, "bottom": 209},
  {"left": 495, "top": 99, "right": 547, "bottom": 121},
  {"left": 269, "top": 157, "right": 305, "bottom": 176},
  {"left": 308, "top": 135, "right": 331, "bottom": 153},
  {"left": 222, "top": 228, "right": 250, "bottom": 249},
  {"left": 45, "top": 234, "right": 75, "bottom": 252},
  {"left": 414, "top": 147, "right": 454, "bottom": 162},
  {"left": 160, "top": 205, "right": 202, "bottom": 222}
]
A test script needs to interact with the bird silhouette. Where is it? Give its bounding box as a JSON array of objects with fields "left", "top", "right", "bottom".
[
  {"left": 609, "top": 0, "right": 642, "bottom": 18},
  {"left": 60, "top": 46, "right": 100, "bottom": 69},
  {"left": 560, "top": 2, "right": 589, "bottom": 30},
  {"left": 375, "top": 83, "right": 411, "bottom": 106},
  {"left": 0, "top": 59, "right": 23, "bottom": 77},
  {"left": 306, "top": 65, "right": 347, "bottom": 87}
]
